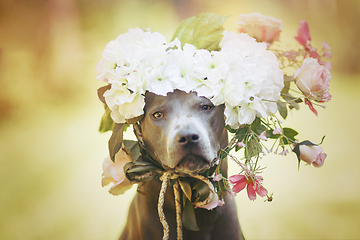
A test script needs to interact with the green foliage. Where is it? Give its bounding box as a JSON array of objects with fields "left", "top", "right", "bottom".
[
  {"left": 217, "top": 177, "right": 231, "bottom": 193},
  {"left": 192, "top": 180, "right": 210, "bottom": 203},
  {"left": 171, "top": 13, "right": 227, "bottom": 51},
  {"left": 122, "top": 140, "right": 141, "bottom": 160},
  {"left": 179, "top": 179, "right": 192, "bottom": 202},
  {"left": 99, "top": 104, "right": 114, "bottom": 133},
  {"left": 182, "top": 199, "right": 200, "bottom": 231},
  {"left": 277, "top": 101, "right": 288, "bottom": 120},
  {"left": 108, "top": 123, "right": 125, "bottom": 162},
  {"left": 281, "top": 93, "right": 302, "bottom": 110},
  {"left": 281, "top": 78, "right": 292, "bottom": 94},
  {"left": 282, "top": 127, "right": 299, "bottom": 145},
  {"left": 244, "top": 136, "right": 262, "bottom": 162}
]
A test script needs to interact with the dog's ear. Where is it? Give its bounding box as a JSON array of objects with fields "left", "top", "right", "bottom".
[{"left": 97, "top": 85, "right": 111, "bottom": 103}]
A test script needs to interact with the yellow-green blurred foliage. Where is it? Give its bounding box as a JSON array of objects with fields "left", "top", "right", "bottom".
[{"left": 1, "top": 0, "right": 359, "bottom": 239}]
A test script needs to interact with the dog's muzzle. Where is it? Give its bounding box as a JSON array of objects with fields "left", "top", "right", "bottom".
[{"left": 166, "top": 127, "right": 217, "bottom": 176}]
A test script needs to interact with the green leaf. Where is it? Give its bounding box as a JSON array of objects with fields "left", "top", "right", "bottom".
[
  {"left": 182, "top": 199, "right": 200, "bottom": 231},
  {"left": 99, "top": 104, "right": 114, "bottom": 133},
  {"left": 192, "top": 180, "right": 210, "bottom": 203},
  {"left": 277, "top": 101, "right": 288, "bottom": 120},
  {"left": 281, "top": 77, "right": 292, "bottom": 94},
  {"left": 108, "top": 123, "right": 125, "bottom": 162},
  {"left": 282, "top": 127, "right": 298, "bottom": 145},
  {"left": 97, "top": 85, "right": 111, "bottom": 103},
  {"left": 225, "top": 125, "right": 237, "bottom": 133},
  {"left": 217, "top": 178, "right": 230, "bottom": 192},
  {"left": 122, "top": 140, "right": 141, "bottom": 161},
  {"left": 255, "top": 124, "right": 267, "bottom": 135},
  {"left": 235, "top": 126, "right": 250, "bottom": 141},
  {"left": 171, "top": 13, "right": 227, "bottom": 51},
  {"left": 282, "top": 93, "right": 300, "bottom": 110},
  {"left": 126, "top": 165, "right": 159, "bottom": 173},
  {"left": 178, "top": 179, "right": 192, "bottom": 201},
  {"left": 283, "top": 127, "right": 298, "bottom": 139},
  {"left": 244, "top": 136, "right": 262, "bottom": 161},
  {"left": 250, "top": 117, "right": 261, "bottom": 132}
]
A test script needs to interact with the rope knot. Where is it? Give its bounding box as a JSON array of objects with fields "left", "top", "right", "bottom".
[{"left": 157, "top": 172, "right": 216, "bottom": 240}]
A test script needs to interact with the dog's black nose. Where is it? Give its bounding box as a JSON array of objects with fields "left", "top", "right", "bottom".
[{"left": 176, "top": 129, "right": 199, "bottom": 145}]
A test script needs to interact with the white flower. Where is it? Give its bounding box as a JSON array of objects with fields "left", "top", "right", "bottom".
[
  {"left": 98, "top": 28, "right": 167, "bottom": 81},
  {"left": 188, "top": 49, "right": 229, "bottom": 99},
  {"left": 167, "top": 43, "right": 199, "bottom": 93},
  {"left": 211, "top": 70, "right": 245, "bottom": 106},
  {"left": 224, "top": 104, "right": 241, "bottom": 129},
  {"left": 104, "top": 78, "right": 145, "bottom": 123},
  {"left": 99, "top": 28, "right": 283, "bottom": 125},
  {"left": 193, "top": 50, "right": 228, "bottom": 83},
  {"left": 144, "top": 56, "right": 178, "bottom": 96},
  {"left": 219, "top": 31, "right": 284, "bottom": 127},
  {"left": 96, "top": 58, "right": 116, "bottom": 81}
]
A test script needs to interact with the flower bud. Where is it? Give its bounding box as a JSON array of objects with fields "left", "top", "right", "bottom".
[{"left": 292, "top": 140, "right": 327, "bottom": 167}]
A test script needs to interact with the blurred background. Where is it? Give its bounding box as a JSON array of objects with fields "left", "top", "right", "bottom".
[{"left": 1, "top": 0, "right": 359, "bottom": 239}]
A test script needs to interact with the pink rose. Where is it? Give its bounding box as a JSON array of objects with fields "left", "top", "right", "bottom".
[
  {"left": 294, "top": 58, "right": 331, "bottom": 102},
  {"left": 292, "top": 141, "right": 327, "bottom": 167},
  {"left": 102, "top": 146, "right": 133, "bottom": 195},
  {"left": 237, "top": 13, "right": 283, "bottom": 46}
]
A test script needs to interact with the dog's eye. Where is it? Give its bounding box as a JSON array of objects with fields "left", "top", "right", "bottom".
[
  {"left": 153, "top": 111, "right": 163, "bottom": 119},
  {"left": 201, "top": 105, "right": 212, "bottom": 111}
]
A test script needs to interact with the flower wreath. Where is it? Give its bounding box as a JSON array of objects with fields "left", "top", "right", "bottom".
[{"left": 97, "top": 12, "right": 332, "bottom": 236}]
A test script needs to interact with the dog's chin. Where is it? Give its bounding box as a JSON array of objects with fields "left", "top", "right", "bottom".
[{"left": 174, "top": 154, "right": 212, "bottom": 177}]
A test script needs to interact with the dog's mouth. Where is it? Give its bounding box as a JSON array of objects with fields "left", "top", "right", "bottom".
[{"left": 173, "top": 154, "right": 216, "bottom": 177}]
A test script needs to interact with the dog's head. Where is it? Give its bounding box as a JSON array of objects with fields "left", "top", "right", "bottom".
[{"left": 138, "top": 90, "right": 227, "bottom": 176}]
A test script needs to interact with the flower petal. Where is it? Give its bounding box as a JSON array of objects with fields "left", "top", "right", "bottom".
[
  {"left": 229, "top": 174, "right": 246, "bottom": 184},
  {"left": 256, "top": 185, "right": 268, "bottom": 197},
  {"left": 246, "top": 183, "right": 257, "bottom": 201},
  {"left": 232, "top": 181, "right": 247, "bottom": 194}
]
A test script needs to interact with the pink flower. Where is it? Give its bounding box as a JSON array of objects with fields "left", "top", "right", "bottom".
[
  {"left": 279, "top": 149, "right": 289, "bottom": 156},
  {"left": 304, "top": 98, "right": 318, "bottom": 116},
  {"left": 292, "top": 141, "right": 327, "bottom": 167},
  {"left": 102, "top": 147, "right": 134, "bottom": 195},
  {"left": 229, "top": 174, "right": 268, "bottom": 201},
  {"left": 258, "top": 131, "right": 268, "bottom": 141},
  {"left": 294, "top": 20, "right": 311, "bottom": 48},
  {"left": 322, "top": 42, "right": 331, "bottom": 50},
  {"left": 294, "top": 20, "right": 320, "bottom": 59},
  {"left": 237, "top": 13, "right": 283, "bottom": 47},
  {"left": 294, "top": 58, "right": 332, "bottom": 102},
  {"left": 237, "top": 140, "right": 246, "bottom": 148},
  {"left": 212, "top": 172, "right": 223, "bottom": 182},
  {"left": 272, "top": 127, "right": 282, "bottom": 135}
]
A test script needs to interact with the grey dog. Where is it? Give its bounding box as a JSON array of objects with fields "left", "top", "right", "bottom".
[{"left": 118, "top": 90, "right": 245, "bottom": 240}]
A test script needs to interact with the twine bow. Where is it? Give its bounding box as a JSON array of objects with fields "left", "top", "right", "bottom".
[{"left": 158, "top": 172, "right": 216, "bottom": 240}]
